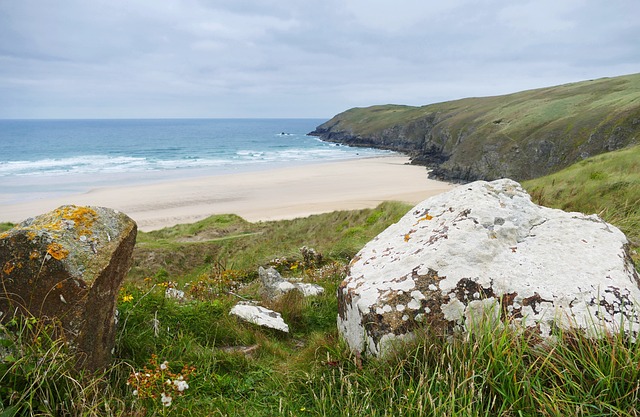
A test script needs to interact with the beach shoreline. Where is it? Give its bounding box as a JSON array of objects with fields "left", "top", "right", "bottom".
[{"left": 0, "top": 156, "right": 456, "bottom": 231}]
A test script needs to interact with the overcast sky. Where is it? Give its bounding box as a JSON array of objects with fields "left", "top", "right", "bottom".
[{"left": 1, "top": 0, "right": 638, "bottom": 119}]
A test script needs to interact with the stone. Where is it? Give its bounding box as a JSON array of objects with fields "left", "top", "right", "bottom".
[
  {"left": 229, "top": 302, "right": 289, "bottom": 333},
  {"left": 294, "top": 282, "right": 325, "bottom": 297},
  {"left": 165, "top": 287, "right": 185, "bottom": 300},
  {"left": 259, "top": 266, "right": 324, "bottom": 300},
  {"left": 337, "top": 179, "right": 640, "bottom": 356},
  {"left": 0, "top": 205, "right": 137, "bottom": 371}
]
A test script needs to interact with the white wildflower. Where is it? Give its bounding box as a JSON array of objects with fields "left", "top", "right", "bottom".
[
  {"left": 161, "top": 392, "right": 172, "bottom": 407},
  {"left": 132, "top": 390, "right": 138, "bottom": 396},
  {"left": 174, "top": 379, "right": 189, "bottom": 392},
  {"left": 160, "top": 360, "right": 169, "bottom": 370}
]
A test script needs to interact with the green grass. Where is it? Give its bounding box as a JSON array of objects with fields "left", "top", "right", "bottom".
[
  {"left": 2, "top": 163, "right": 640, "bottom": 415},
  {"left": 130, "top": 201, "right": 412, "bottom": 284}
]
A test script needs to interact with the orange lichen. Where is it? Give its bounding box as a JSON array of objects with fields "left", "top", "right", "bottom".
[
  {"left": 0, "top": 231, "right": 9, "bottom": 239},
  {"left": 414, "top": 213, "right": 433, "bottom": 226},
  {"left": 30, "top": 251, "right": 40, "bottom": 260},
  {"left": 60, "top": 206, "right": 97, "bottom": 229},
  {"left": 3, "top": 262, "right": 15, "bottom": 275},
  {"left": 47, "top": 242, "right": 69, "bottom": 260},
  {"left": 39, "top": 221, "right": 63, "bottom": 232},
  {"left": 404, "top": 228, "right": 418, "bottom": 242}
]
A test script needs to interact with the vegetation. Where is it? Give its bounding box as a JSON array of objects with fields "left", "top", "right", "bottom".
[
  {"left": 2, "top": 147, "right": 640, "bottom": 415},
  {"left": 314, "top": 73, "right": 640, "bottom": 181}
]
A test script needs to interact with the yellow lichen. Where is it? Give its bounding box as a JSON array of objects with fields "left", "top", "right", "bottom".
[
  {"left": 47, "top": 242, "right": 69, "bottom": 260},
  {"left": 0, "top": 231, "right": 9, "bottom": 239}
]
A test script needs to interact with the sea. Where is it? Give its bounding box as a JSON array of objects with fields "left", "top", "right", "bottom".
[{"left": 0, "top": 118, "right": 391, "bottom": 205}]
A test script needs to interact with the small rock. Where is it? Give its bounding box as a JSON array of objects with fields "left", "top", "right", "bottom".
[
  {"left": 259, "top": 266, "right": 324, "bottom": 300},
  {"left": 165, "top": 287, "right": 185, "bottom": 300},
  {"left": 219, "top": 344, "right": 260, "bottom": 358},
  {"left": 230, "top": 302, "right": 289, "bottom": 333}
]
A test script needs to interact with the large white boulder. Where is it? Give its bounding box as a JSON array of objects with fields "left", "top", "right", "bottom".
[{"left": 337, "top": 179, "right": 640, "bottom": 356}]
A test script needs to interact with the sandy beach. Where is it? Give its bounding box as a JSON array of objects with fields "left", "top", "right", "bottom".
[{"left": 0, "top": 156, "right": 456, "bottom": 231}]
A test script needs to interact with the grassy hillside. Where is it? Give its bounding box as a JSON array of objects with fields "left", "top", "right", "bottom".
[{"left": 312, "top": 73, "right": 640, "bottom": 182}]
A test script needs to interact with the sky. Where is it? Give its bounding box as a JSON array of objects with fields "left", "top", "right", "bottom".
[{"left": 0, "top": 0, "right": 638, "bottom": 119}]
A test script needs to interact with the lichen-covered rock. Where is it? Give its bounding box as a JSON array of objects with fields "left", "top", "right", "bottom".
[
  {"left": 0, "top": 205, "right": 137, "bottom": 371},
  {"left": 338, "top": 179, "right": 640, "bottom": 356},
  {"left": 230, "top": 302, "right": 289, "bottom": 333},
  {"left": 259, "top": 266, "right": 324, "bottom": 300}
]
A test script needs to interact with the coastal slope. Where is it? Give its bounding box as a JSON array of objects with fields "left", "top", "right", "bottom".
[{"left": 310, "top": 73, "right": 640, "bottom": 182}]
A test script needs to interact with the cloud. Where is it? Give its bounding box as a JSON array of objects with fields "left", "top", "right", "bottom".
[{"left": 0, "top": 0, "right": 638, "bottom": 118}]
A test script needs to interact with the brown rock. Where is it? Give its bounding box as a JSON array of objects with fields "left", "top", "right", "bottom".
[{"left": 0, "top": 205, "right": 137, "bottom": 371}]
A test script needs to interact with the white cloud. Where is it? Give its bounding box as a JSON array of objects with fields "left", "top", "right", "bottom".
[{"left": 0, "top": 0, "right": 638, "bottom": 118}]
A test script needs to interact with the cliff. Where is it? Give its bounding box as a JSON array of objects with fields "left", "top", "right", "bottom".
[{"left": 310, "top": 73, "right": 640, "bottom": 182}]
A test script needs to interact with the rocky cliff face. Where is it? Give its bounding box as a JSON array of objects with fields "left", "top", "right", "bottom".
[{"left": 310, "top": 74, "right": 640, "bottom": 182}]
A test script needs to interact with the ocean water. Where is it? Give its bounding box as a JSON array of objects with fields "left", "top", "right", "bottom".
[{"left": 0, "top": 119, "right": 391, "bottom": 204}]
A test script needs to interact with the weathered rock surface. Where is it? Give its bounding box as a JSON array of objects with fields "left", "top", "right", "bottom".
[
  {"left": 259, "top": 266, "right": 324, "bottom": 300},
  {"left": 0, "top": 205, "right": 137, "bottom": 371},
  {"left": 337, "top": 179, "right": 640, "bottom": 356},
  {"left": 230, "top": 302, "right": 289, "bottom": 333}
]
